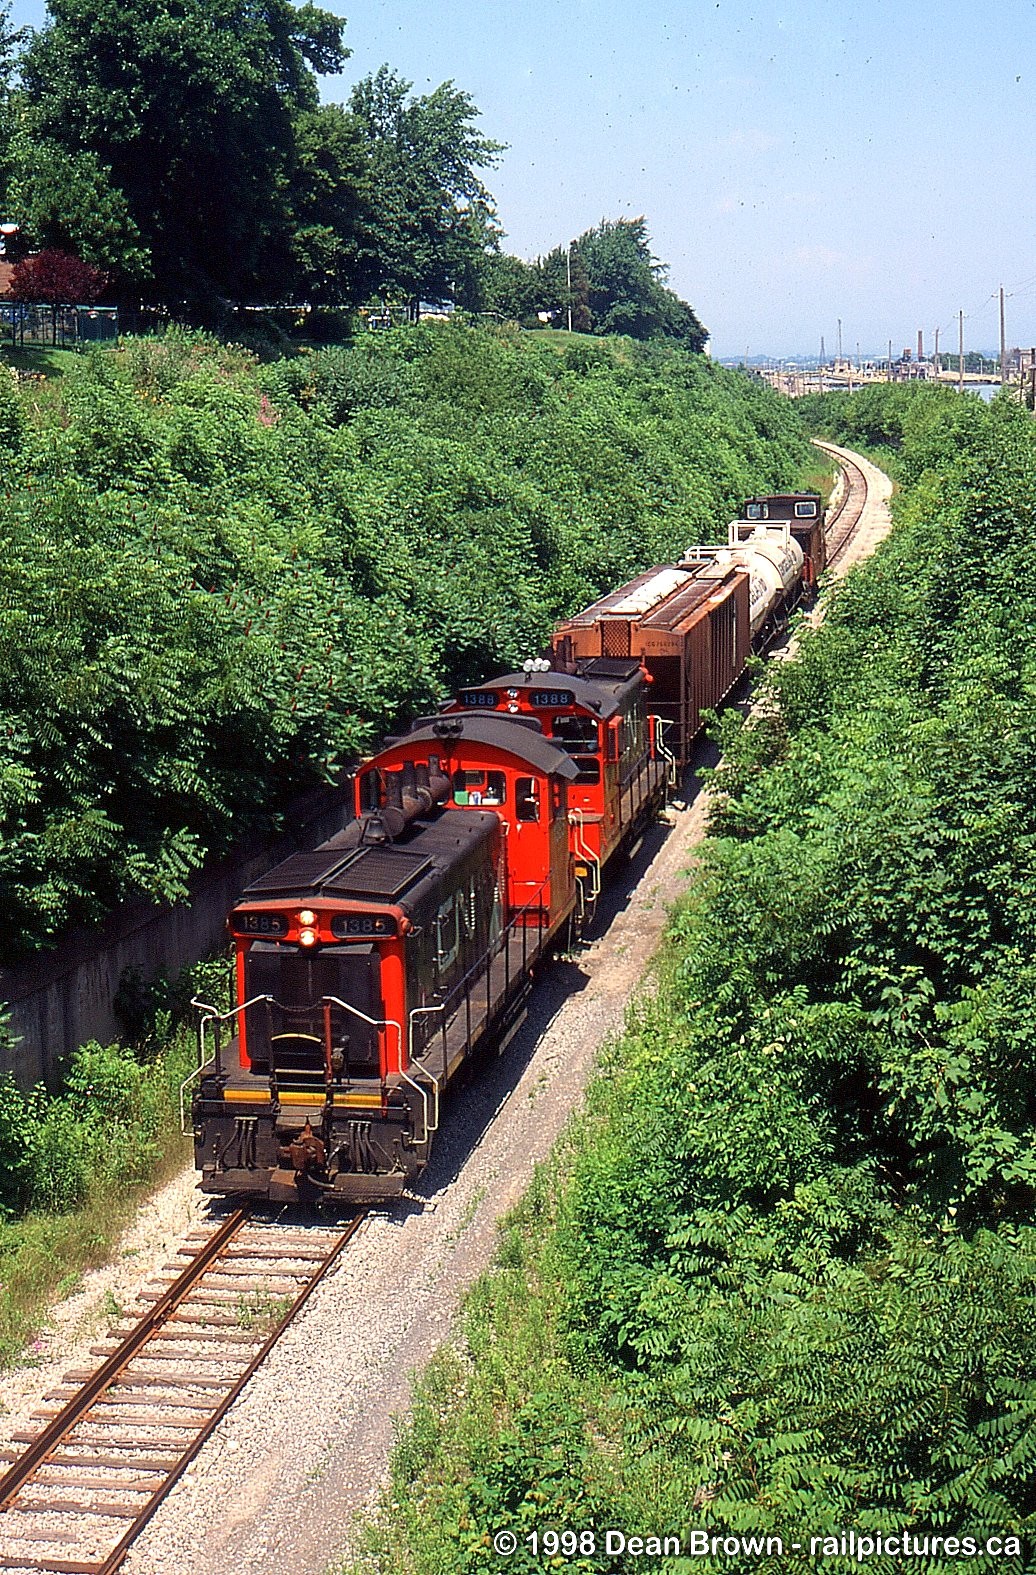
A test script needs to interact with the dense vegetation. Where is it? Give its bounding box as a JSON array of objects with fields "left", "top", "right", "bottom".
[
  {"left": 353, "top": 386, "right": 1036, "bottom": 1573},
  {"left": 0, "top": 326, "right": 810, "bottom": 955},
  {"left": 0, "top": 982, "right": 211, "bottom": 1363}
]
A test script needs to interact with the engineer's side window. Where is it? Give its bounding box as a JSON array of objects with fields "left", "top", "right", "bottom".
[{"left": 516, "top": 777, "right": 539, "bottom": 823}]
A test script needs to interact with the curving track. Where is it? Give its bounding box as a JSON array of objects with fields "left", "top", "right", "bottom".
[
  {"left": 0, "top": 443, "right": 889, "bottom": 1575},
  {"left": 821, "top": 448, "right": 870, "bottom": 568},
  {"left": 812, "top": 440, "right": 893, "bottom": 588},
  {"left": 0, "top": 1211, "right": 363, "bottom": 1575}
]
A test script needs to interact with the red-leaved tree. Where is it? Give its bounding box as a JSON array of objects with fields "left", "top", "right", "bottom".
[{"left": 8, "top": 249, "right": 107, "bottom": 304}]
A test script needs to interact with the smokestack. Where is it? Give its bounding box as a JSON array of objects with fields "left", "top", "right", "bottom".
[{"left": 918, "top": 329, "right": 923, "bottom": 361}]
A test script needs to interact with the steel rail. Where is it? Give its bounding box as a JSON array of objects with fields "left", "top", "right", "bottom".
[
  {"left": 94, "top": 1209, "right": 366, "bottom": 1575},
  {"left": 824, "top": 454, "right": 869, "bottom": 566},
  {"left": 0, "top": 1208, "right": 249, "bottom": 1515},
  {"left": 0, "top": 1207, "right": 366, "bottom": 1575}
]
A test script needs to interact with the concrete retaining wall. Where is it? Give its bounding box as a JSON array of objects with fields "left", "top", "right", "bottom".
[{"left": 0, "top": 786, "right": 354, "bottom": 1090}]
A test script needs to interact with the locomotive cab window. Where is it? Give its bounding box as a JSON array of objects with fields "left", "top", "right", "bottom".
[
  {"left": 551, "top": 714, "right": 599, "bottom": 754},
  {"left": 574, "top": 757, "right": 601, "bottom": 784},
  {"left": 453, "top": 769, "right": 506, "bottom": 805},
  {"left": 795, "top": 500, "right": 818, "bottom": 518},
  {"left": 358, "top": 769, "right": 379, "bottom": 812},
  {"left": 516, "top": 777, "right": 539, "bottom": 822},
  {"left": 746, "top": 503, "right": 765, "bottom": 519}
]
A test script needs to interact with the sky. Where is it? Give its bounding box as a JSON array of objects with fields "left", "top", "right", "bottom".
[{"left": 6, "top": 0, "right": 1036, "bottom": 358}]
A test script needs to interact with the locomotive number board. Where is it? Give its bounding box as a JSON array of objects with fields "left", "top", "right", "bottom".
[
  {"left": 529, "top": 689, "right": 574, "bottom": 708},
  {"left": 233, "top": 911, "right": 289, "bottom": 936}
]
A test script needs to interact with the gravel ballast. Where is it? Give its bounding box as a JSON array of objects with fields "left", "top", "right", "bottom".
[{"left": 3, "top": 450, "right": 893, "bottom": 1575}]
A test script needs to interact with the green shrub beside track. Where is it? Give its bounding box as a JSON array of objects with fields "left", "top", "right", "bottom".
[
  {"left": 0, "top": 955, "right": 228, "bottom": 1364},
  {"left": 0, "top": 327, "right": 809, "bottom": 958},
  {"left": 351, "top": 388, "right": 1036, "bottom": 1572}
]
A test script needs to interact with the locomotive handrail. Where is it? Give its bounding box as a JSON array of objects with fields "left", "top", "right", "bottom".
[
  {"left": 407, "top": 877, "right": 552, "bottom": 1104},
  {"left": 408, "top": 1001, "right": 446, "bottom": 1080},
  {"left": 300, "top": 992, "right": 434, "bottom": 1148},
  {"left": 315, "top": 994, "right": 431, "bottom": 1146},
  {"left": 649, "top": 713, "right": 679, "bottom": 789},
  {"left": 182, "top": 992, "right": 275, "bottom": 1134},
  {"left": 567, "top": 808, "right": 601, "bottom": 902}
]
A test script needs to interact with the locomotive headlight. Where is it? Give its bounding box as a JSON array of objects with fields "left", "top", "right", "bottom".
[
  {"left": 299, "top": 926, "right": 318, "bottom": 947},
  {"left": 298, "top": 908, "right": 317, "bottom": 926}
]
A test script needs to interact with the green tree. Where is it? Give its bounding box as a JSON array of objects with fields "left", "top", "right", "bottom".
[
  {"left": 477, "top": 252, "right": 542, "bottom": 324},
  {"left": 16, "top": 0, "right": 351, "bottom": 313},
  {"left": 349, "top": 66, "right": 504, "bottom": 307},
  {"left": 5, "top": 139, "right": 149, "bottom": 277},
  {"left": 0, "top": 0, "right": 18, "bottom": 202},
  {"left": 576, "top": 215, "right": 707, "bottom": 347},
  {"left": 538, "top": 241, "right": 591, "bottom": 332},
  {"left": 289, "top": 103, "right": 370, "bottom": 305}
]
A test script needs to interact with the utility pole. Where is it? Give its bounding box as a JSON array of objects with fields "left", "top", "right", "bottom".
[
  {"left": 958, "top": 310, "right": 964, "bottom": 394},
  {"left": 837, "top": 318, "right": 842, "bottom": 368},
  {"left": 999, "top": 284, "right": 1006, "bottom": 387},
  {"left": 566, "top": 244, "right": 572, "bottom": 334},
  {"left": 934, "top": 326, "right": 940, "bottom": 375}
]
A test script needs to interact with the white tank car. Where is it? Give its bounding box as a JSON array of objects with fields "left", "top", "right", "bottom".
[{"left": 683, "top": 522, "right": 804, "bottom": 640}]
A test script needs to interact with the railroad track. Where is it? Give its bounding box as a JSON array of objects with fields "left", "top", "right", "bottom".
[
  {"left": 819, "top": 446, "right": 869, "bottom": 567},
  {"left": 0, "top": 1209, "right": 364, "bottom": 1575}
]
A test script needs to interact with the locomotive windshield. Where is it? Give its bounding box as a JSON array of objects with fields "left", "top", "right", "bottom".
[{"left": 243, "top": 941, "right": 382, "bottom": 1085}]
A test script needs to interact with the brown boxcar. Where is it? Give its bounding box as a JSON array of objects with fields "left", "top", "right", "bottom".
[
  {"left": 552, "top": 560, "right": 751, "bottom": 765},
  {"left": 741, "top": 491, "right": 827, "bottom": 584}
]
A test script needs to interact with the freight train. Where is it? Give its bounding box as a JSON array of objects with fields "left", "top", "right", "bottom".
[{"left": 190, "top": 492, "right": 826, "bottom": 1203}]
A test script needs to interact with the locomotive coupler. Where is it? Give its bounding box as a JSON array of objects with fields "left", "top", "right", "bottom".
[{"left": 278, "top": 1117, "right": 327, "bottom": 1176}]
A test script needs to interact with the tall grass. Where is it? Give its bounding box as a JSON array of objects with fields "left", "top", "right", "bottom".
[{"left": 0, "top": 957, "right": 229, "bottom": 1367}]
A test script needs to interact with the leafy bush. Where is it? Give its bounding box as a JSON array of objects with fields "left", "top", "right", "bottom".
[{"left": 351, "top": 385, "right": 1036, "bottom": 1573}]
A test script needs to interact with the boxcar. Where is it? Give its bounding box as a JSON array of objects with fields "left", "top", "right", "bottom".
[{"left": 552, "top": 560, "right": 751, "bottom": 765}]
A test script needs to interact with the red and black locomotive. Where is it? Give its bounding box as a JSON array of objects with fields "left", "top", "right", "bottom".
[
  {"left": 191, "top": 491, "right": 825, "bottom": 1203},
  {"left": 191, "top": 664, "right": 667, "bottom": 1202}
]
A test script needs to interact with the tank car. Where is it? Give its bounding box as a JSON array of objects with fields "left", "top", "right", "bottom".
[
  {"left": 741, "top": 491, "right": 826, "bottom": 587},
  {"left": 688, "top": 520, "right": 805, "bottom": 646}
]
